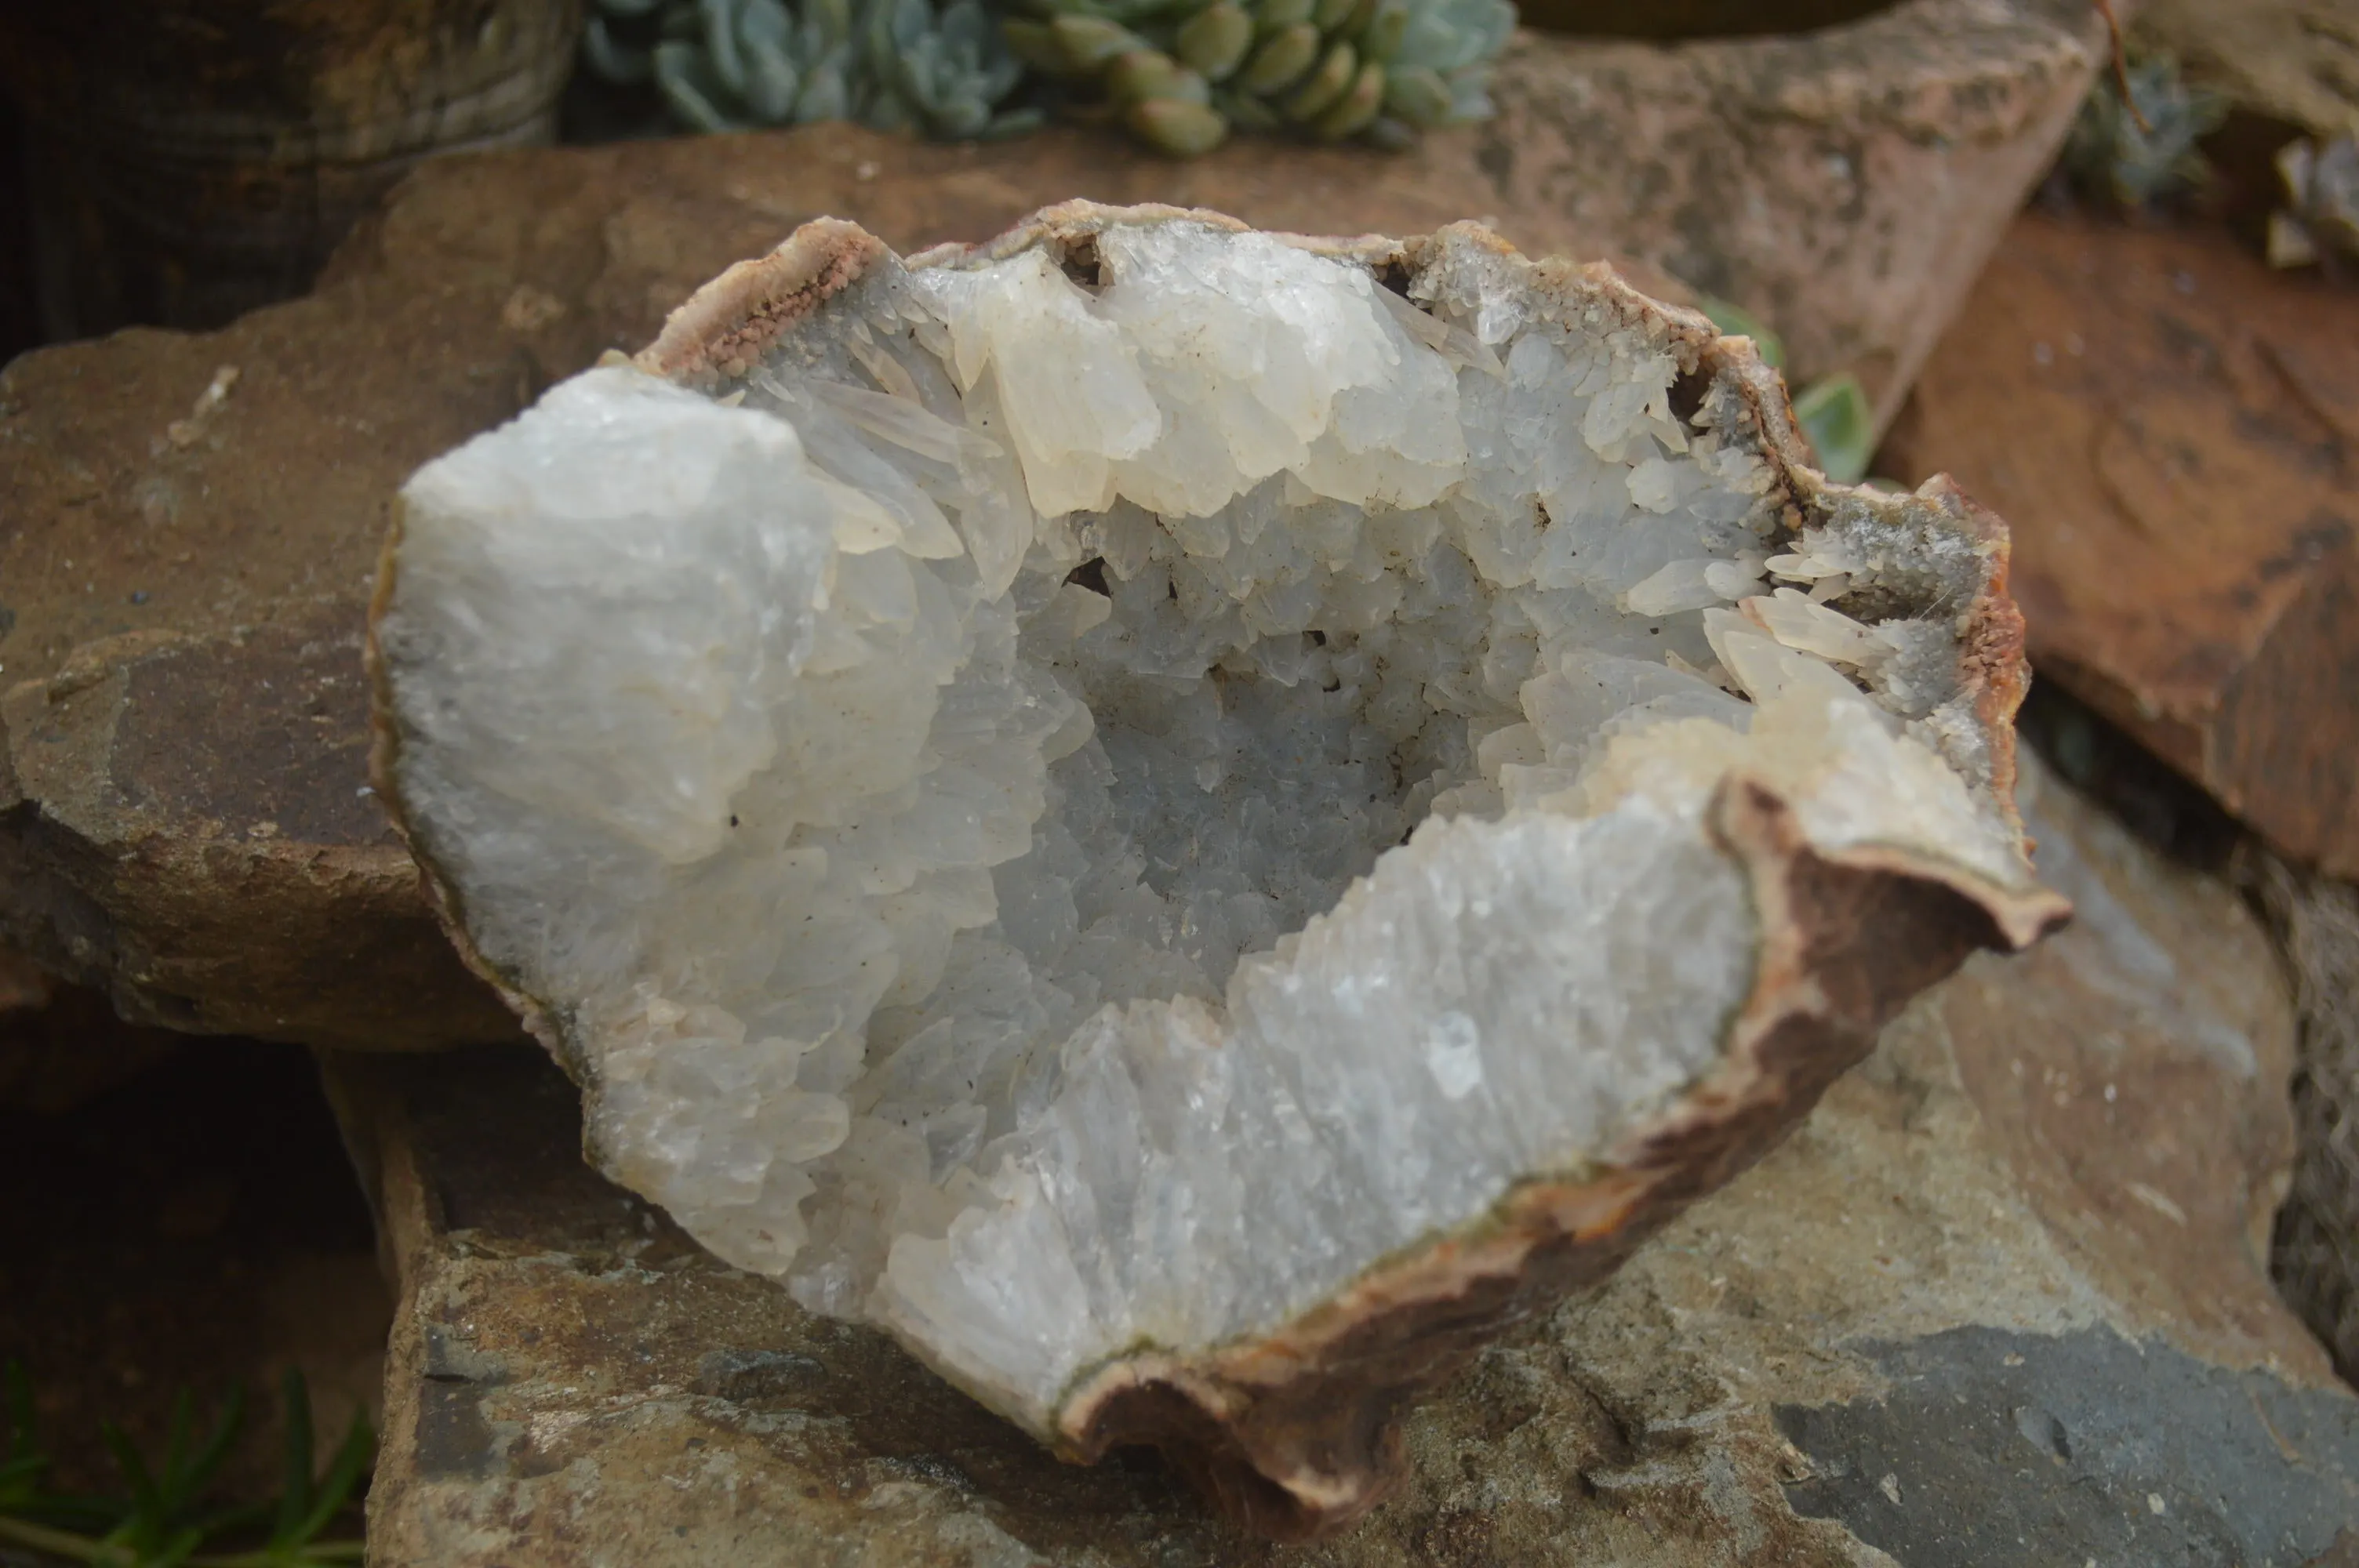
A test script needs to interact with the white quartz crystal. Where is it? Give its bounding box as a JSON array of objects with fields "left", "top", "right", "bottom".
[{"left": 375, "top": 215, "right": 2040, "bottom": 1436}]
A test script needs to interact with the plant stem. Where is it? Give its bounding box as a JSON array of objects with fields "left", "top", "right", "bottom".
[
  {"left": 188, "top": 1546, "right": 367, "bottom": 1567},
  {"left": 0, "top": 1514, "right": 365, "bottom": 1566},
  {"left": 0, "top": 1514, "right": 128, "bottom": 1564}
]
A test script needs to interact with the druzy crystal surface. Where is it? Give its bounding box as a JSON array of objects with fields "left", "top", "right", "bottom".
[{"left": 371, "top": 207, "right": 2057, "bottom": 1522}]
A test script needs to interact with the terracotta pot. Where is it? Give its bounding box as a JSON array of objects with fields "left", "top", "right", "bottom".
[
  {"left": 0, "top": 0, "right": 582, "bottom": 339},
  {"left": 1516, "top": 0, "right": 1899, "bottom": 40}
]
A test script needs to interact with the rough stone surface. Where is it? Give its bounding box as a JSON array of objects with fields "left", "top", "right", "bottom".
[
  {"left": 0, "top": 0, "right": 2102, "bottom": 1048},
  {"left": 0, "top": 125, "right": 1627, "bottom": 1052},
  {"left": 2257, "top": 861, "right": 2359, "bottom": 1386},
  {"left": 2133, "top": 0, "right": 2359, "bottom": 137},
  {"left": 1881, "top": 209, "right": 2359, "bottom": 878},
  {"left": 339, "top": 750, "right": 2359, "bottom": 1566},
  {"left": 0, "top": 963, "right": 180, "bottom": 1116},
  {"left": 1488, "top": 0, "right": 2107, "bottom": 437}
]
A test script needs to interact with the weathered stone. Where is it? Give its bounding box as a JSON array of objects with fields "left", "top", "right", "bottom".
[
  {"left": 0, "top": 946, "right": 183, "bottom": 1114},
  {"left": 0, "top": 945, "right": 49, "bottom": 1014},
  {"left": 0, "top": 125, "right": 1631, "bottom": 1051},
  {"left": 1881, "top": 209, "right": 2359, "bottom": 877},
  {"left": 2255, "top": 861, "right": 2359, "bottom": 1385},
  {"left": 0, "top": 0, "right": 2104, "bottom": 1047},
  {"left": 336, "top": 750, "right": 2359, "bottom": 1566},
  {"left": 1488, "top": 0, "right": 2109, "bottom": 437},
  {"left": 2132, "top": 0, "right": 2359, "bottom": 139}
]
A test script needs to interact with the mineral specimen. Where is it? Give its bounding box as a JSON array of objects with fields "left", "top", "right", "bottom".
[{"left": 367, "top": 204, "right": 2068, "bottom": 1537}]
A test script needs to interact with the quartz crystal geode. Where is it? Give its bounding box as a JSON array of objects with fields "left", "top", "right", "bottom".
[{"left": 367, "top": 202, "right": 2070, "bottom": 1537}]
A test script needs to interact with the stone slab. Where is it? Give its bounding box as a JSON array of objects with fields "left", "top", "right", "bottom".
[
  {"left": 0, "top": 123, "right": 1629, "bottom": 1050},
  {"left": 1881, "top": 209, "right": 2359, "bottom": 878},
  {"left": 0, "top": 2, "right": 2103, "bottom": 1049},
  {"left": 1485, "top": 0, "right": 2106, "bottom": 434},
  {"left": 2133, "top": 0, "right": 2359, "bottom": 139},
  {"left": 333, "top": 752, "right": 2359, "bottom": 1566}
]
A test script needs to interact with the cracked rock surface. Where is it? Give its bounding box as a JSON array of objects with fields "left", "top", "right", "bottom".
[{"left": 334, "top": 750, "right": 2359, "bottom": 1566}]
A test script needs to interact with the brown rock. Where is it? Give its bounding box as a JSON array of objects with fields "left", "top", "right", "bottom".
[
  {"left": 0, "top": 52, "right": 2096, "bottom": 1048},
  {"left": 2255, "top": 861, "right": 2359, "bottom": 1382},
  {"left": 0, "top": 124, "right": 1634, "bottom": 1051},
  {"left": 0, "top": 945, "right": 51, "bottom": 1014},
  {"left": 0, "top": 963, "right": 179, "bottom": 1115},
  {"left": 1485, "top": 0, "right": 2110, "bottom": 437},
  {"left": 2133, "top": 0, "right": 2359, "bottom": 139},
  {"left": 1881, "top": 209, "right": 2359, "bottom": 877},
  {"left": 336, "top": 751, "right": 2359, "bottom": 1567}
]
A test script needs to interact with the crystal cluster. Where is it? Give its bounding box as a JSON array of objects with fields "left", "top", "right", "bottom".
[{"left": 370, "top": 205, "right": 2062, "bottom": 1533}]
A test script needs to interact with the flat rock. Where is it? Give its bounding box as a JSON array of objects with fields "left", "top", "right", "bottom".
[
  {"left": 0, "top": 124, "right": 1624, "bottom": 1051},
  {"left": 2258, "top": 862, "right": 2359, "bottom": 1387},
  {"left": 1488, "top": 0, "right": 2106, "bottom": 434},
  {"left": 1881, "top": 210, "right": 2359, "bottom": 878},
  {"left": 2133, "top": 0, "right": 2359, "bottom": 138},
  {"left": 0, "top": 0, "right": 2104, "bottom": 1050},
  {"left": 333, "top": 751, "right": 2359, "bottom": 1566}
]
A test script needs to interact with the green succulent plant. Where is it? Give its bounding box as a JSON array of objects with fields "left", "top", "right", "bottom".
[
  {"left": 2061, "top": 51, "right": 2227, "bottom": 209},
  {"left": 1700, "top": 298, "right": 1874, "bottom": 485},
  {"left": 0, "top": 1363, "right": 371, "bottom": 1568},
  {"left": 998, "top": 0, "right": 1515, "bottom": 156},
  {"left": 585, "top": 0, "right": 1044, "bottom": 140}
]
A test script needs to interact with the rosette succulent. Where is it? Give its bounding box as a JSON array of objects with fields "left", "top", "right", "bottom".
[
  {"left": 993, "top": 0, "right": 1513, "bottom": 154},
  {"left": 2061, "top": 50, "right": 2227, "bottom": 209},
  {"left": 585, "top": 0, "right": 1042, "bottom": 140},
  {"left": 369, "top": 204, "right": 2066, "bottom": 1537}
]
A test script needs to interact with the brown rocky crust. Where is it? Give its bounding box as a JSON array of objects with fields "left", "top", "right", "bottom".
[
  {"left": 1054, "top": 779, "right": 2069, "bottom": 1541},
  {"left": 638, "top": 219, "right": 892, "bottom": 388},
  {"left": 1881, "top": 209, "right": 2359, "bottom": 877}
]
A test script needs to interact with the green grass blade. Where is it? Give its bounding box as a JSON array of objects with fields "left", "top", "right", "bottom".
[
  {"left": 100, "top": 1421, "right": 163, "bottom": 1526},
  {"left": 179, "top": 1388, "right": 247, "bottom": 1508},
  {"left": 289, "top": 1414, "right": 373, "bottom": 1546},
  {"left": 270, "top": 1374, "right": 314, "bottom": 1544}
]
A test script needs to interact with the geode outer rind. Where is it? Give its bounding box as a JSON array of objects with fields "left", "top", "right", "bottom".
[
  {"left": 1056, "top": 779, "right": 2068, "bottom": 1537},
  {"left": 368, "top": 202, "right": 2066, "bottom": 1539}
]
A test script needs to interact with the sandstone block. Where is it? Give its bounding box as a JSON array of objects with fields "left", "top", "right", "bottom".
[{"left": 1883, "top": 210, "right": 2359, "bottom": 877}]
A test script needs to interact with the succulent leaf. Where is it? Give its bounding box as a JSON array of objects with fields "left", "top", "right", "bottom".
[
  {"left": 1256, "top": 0, "right": 1318, "bottom": 31},
  {"left": 652, "top": 38, "right": 744, "bottom": 129},
  {"left": 1792, "top": 373, "right": 1874, "bottom": 485},
  {"left": 596, "top": 0, "right": 1033, "bottom": 140},
  {"left": 2063, "top": 51, "right": 2229, "bottom": 209},
  {"left": 1125, "top": 93, "right": 1230, "bottom": 153},
  {"left": 587, "top": 0, "right": 1512, "bottom": 155},
  {"left": 1359, "top": 0, "right": 1406, "bottom": 64},
  {"left": 1108, "top": 49, "right": 1211, "bottom": 103},
  {"left": 1281, "top": 38, "right": 1354, "bottom": 119},
  {"left": 1380, "top": 63, "right": 1449, "bottom": 126},
  {"left": 1313, "top": 56, "right": 1385, "bottom": 137},
  {"left": 1238, "top": 22, "right": 1320, "bottom": 91},
  {"left": 583, "top": 16, "right": 657, "bottom": 82},
  {"left": 1052, "top": 12, "right": 1150, "bottom": 66},
  {"left": 1176, "top": 2, "right": 1254, "bottom": 80}
]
